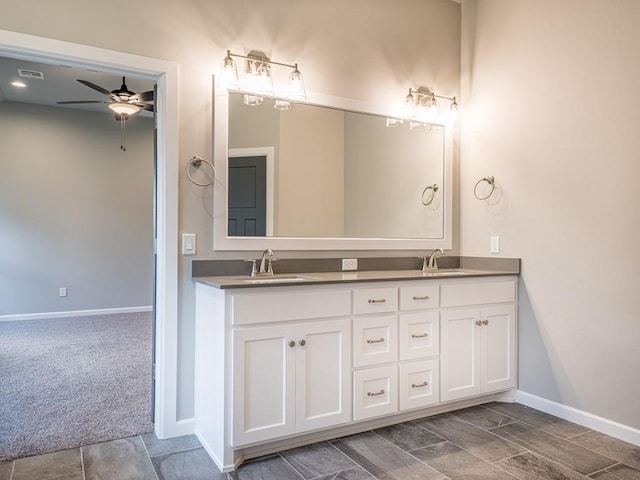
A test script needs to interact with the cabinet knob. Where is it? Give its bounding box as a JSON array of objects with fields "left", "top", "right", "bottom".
[
  {"left": 288, "top": 340, "right": 296, "bottom": 348},
  {"left": 367, "top": 389, "right": 385, "bottom": 397},
  {"left": 299, "top": 339, "right": 306, "bottom": 346},
  {"left": 475, "top": 320, "right": 482, "bottom": 326},
  {"left": 482, "top": 320, "right": 489, "bottom": 325}
]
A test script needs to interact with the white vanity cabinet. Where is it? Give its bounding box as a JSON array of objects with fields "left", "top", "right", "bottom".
[
  {"left": 440, "top": 280, "right": 517, "bottom": 402},
  {"left": 194, "top": 274, "right": 518, "bottom": 472}
]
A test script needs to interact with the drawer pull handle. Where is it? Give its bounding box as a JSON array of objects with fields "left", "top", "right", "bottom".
[
  {"left": 412, "top": 382, "right": 429, "bottom": 388},
  {"left": 288, "top": 340, "right": 296, "bottom": 348},
  {"left": 367, "top": 389, "right": 385, "bottom": 397},
  {"left": 367, "top": 338, "right": 385, "bottom": 344},
  {"left": 475, "top": 320, "right": 482, "bottom": 326},
  {"left": 411, "top": 333, "right": 429, "bottom": 338},
  {"left": 413, "top": 295, "right": 430, "bottom": 300},
  {"left": 482, "top": 320, "right": 489, "bottom": 325},
  {"left": 368, "top": 298, "right": 386, "bottom": 304}
]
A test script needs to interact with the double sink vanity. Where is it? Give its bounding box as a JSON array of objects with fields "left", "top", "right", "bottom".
[{"left": 192, "top": 256, "right": 520, "bottom": 472}]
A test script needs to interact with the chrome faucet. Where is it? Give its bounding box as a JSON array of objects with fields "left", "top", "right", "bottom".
[
  {"left": 244, "top": 249, "right": 277, "bottom": 277},
  {"left": 422, "top": 248, "right": 444, "bottom": 272}
]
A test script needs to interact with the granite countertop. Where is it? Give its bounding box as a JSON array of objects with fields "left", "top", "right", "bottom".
[{"left": 194, "top": 267, "right": 519, "bottom": 289}]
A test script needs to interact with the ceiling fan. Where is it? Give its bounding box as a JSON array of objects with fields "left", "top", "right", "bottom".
[
  {"left": 57, "top": 76, "right": 154, "bottom": 119},
  {"left": 57, "top": 77, "right": 154, "bottom": 151}
]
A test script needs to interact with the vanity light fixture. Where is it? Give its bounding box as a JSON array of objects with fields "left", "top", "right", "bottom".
[
  {"left": 217, "top": 49, "right": 306, "bottom": 108},
  {"left": 395, "top": 87, "right": 458, "bottom": 128}
]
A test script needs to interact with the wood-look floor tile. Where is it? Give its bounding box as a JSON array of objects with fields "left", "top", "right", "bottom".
[
  {"left": 152, "top": 447, "right": 225, "bottom": 480},
  {"left": 83, "top": 436, "right": 157, "bottom": 480},
  {"left": 12, "top": 448, "right": 82, "bottom": 480},
  {"left": 450, "top": 405, "right": 517, "bottom": 430},
  {"left": 492, "top": 422, "right": 616, "bottom": 475},
  {"left": 605, "top": 463, "right": 640, "bottom": 480},
  {"left": 409, "top": 441, "right": 517, "bottom": 480},
  {"left": 0, "top": 462, "right": 12, "bottom": 480},
  {"left": 496, "top": 451, "right": 591, "bottom": 479},
  {"left": 332, "top": 431, "right": 444, "bottom": 480},
  {"left": 589, "top": 471, "right": 622, "bottom": 480},
  {"left": 141, "top": 432, "right": 202, "bottom": 458},
  {"left": 374, "top": 421, "right": 445, "bottom": 451},
  {"left": 281, "top": 441, "right": 356, "bottom": 479},
  {"left": 415, "top": 413, "right": 525, "bottom": 462},
  {"left": 315, "top": 466, "right": 375, "bottom": 480},
  {"left": 570, "top": 431, "right": 640, "bottom": 471},
  {"left": 228, "top": 455, "right": 304, "bottom": 480},
  {"left": 486, "top": 403, "right": 590, "bottom": 439}
]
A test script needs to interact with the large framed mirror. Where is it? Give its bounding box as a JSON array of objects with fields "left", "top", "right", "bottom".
[{"left": 213, "top": 87, "right": 453, "bottom": 251}]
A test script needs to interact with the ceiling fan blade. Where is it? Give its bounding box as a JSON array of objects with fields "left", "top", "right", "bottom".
[
  {"left": 77, "top": 79, "right": 119, "bottom": 100},
  {"left": 136, "top": 90, "right": 154, "bottom": 102},
  {"left": 57, "top": 100, "right": 108, "bottom": 104},
  {"left": 136, "top": 103, "right": 155, "bottom": 112}
]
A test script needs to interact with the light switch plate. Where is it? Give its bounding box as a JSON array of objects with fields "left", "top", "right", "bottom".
[
  {"left": 490, "top": 236, "right": 500, "bottom": 254},
  {"left": 342, "top": 258, "right": 358, "bottom": 271},
  {"left": 182, "top": 233, "right": 196, "bottom": 255}
]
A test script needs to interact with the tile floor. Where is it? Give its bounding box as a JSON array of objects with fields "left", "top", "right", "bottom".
[{"left": 1, "top": 402, "right": 639, "bottom": 480}]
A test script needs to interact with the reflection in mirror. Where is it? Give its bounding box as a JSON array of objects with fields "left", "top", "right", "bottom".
[{"left": 227, "top": 92, "right": 445, "bottom": 240}]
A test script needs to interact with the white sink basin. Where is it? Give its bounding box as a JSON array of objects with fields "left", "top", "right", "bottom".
[{"left": 235, "top": 274, "right": 319, "bottom": 284}]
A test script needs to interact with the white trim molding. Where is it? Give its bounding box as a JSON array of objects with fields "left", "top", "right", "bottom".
[
  {"left": 0, "top": 306, "right": 153, "bottom": 322},
  {"left": 516, "top": 390, "right": 640, "bottom": 447},
  {"left": 0, "top": 29, "right": 182, "bottom": 439}
]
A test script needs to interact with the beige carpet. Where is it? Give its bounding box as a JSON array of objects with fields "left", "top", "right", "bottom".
[{"left": 0, "top": 312, "right": 154, "bottom": 461}]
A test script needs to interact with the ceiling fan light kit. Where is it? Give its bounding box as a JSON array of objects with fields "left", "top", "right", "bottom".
[{"left": 57, "top": 76, "right": 154, "bottom": 151}]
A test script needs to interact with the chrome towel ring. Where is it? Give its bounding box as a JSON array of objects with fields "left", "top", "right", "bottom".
[
  {"left": 187, "top": 156, "right": 215, "bottom": 186},
  {"left": 474, "top": 176, "right": 495, "bottom": 200},
  {"left": 421, "top": 184, "right": 439, "bottom": 206}
]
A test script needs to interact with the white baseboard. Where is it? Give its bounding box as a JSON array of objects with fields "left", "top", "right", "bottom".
[
  {"left": 0, "top": 306, "right": 153, "bottom": 322},
  {"left": 516, "top": 390, "right": 640, "bottom": 446}
]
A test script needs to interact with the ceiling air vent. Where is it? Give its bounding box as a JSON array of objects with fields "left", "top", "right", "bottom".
[{"left": 17, "top": 69, "right": 44, "bottom": 80}]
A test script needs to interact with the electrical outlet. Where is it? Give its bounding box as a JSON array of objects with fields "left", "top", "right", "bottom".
[
  {"left": 59, "top": 287, "right": 67, "bottom": 297},
  {"left": 490, "top": 236, "right": 500, "bottom": 254},
  {"left": 342, "top": 258, "right": 358, "bottom": 271}
]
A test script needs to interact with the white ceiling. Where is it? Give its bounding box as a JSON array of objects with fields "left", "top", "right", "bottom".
[{"left": 0, "top": 56, "right": 155, "bottom": 117}]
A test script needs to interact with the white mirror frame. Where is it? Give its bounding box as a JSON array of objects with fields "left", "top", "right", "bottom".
[{"left": 213, "top": 88, "right": 453, "bottom": 251}]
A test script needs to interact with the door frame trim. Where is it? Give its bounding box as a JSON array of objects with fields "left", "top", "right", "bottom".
[{"left": 0, "top": 29, "right": 183, "bottom": 438}]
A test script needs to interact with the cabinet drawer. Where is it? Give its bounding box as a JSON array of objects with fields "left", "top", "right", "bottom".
[
  {"left": 441, "top": 280, "right": 516, "bottom": 308},
  {"left": 399, "top": 285, "right": 439, "bottom": 311},
  {"left": 399, "top": 359, "right": 440, "bottom": 411},
  {"left": 353, "top": 287, "right": 398, "bottom": 315},
  {"left": 231, "top": 289, "right": 351, "bottom": 325},
  {"left": 353, "top": 366, "right": 398, "bottom": 421},
  {"left": 399, "top": 311, "right": 439, "bottom": 360},
  {"left": 353, "top": 315, "right": 398, "bottom": 368}
]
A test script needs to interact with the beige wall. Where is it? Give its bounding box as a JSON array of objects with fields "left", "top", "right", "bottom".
[
  {"left": 0, "top": 102, "right": 154, "bottom": 316},
  {"left": 461, "top": 0, "right": 640, "bottom": 428},
  {"left": 278, "top": 105, "right": 344, "bottom": 237},
  {"left": 0, "top": 0, "right": 461, "bottom": 420}
]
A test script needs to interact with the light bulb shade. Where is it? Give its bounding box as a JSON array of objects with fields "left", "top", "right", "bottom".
[
  {"left": 274, "top": 99, "right": 291, "bottom": 110},
  {"left": 403, "top": 91, "right": 416, "bottom": 119},
  {"left": 108, "top": 102, "right": 141, "bottom": 116},
  {"left": 218, "top": 53, "right": 239, "bottom": 91},
  {"left": 287, "top": 66, "right": 306, "bottom": 100},
  {"left": 255, "top": 65, "right": 274, "bottom": 96},
  {"left": 386, "top": 118, "right": 403, "bottom": 127},
  {"left": 243, "top": 94, "right": 263, "bottom": 106}
]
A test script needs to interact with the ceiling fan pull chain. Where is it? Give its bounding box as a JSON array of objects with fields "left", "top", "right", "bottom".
[{"left": 120, "top": 115, "right": 126, "bottom": 151}]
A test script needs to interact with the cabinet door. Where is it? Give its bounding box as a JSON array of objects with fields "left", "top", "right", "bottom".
[
  {"left": 440, "top": 308, "right": 482, "bottom": 401},
  {"left": 232, "top": 325, "right": 296, "bottom": 446},
  {"left": 399, "top": 311, "right": 439, "bottom": 360},
  {"left": 399, "top": 359, "right": 440, "bottom": 411},
  {"left": 296, "top": 319, "right": 351, "bottom": 433},
  {"left": 353, "top": 314, "right": 398, "bottom": 367},
  {"left": 481, "top": 305, "right": 516, "bottom": 393}
]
